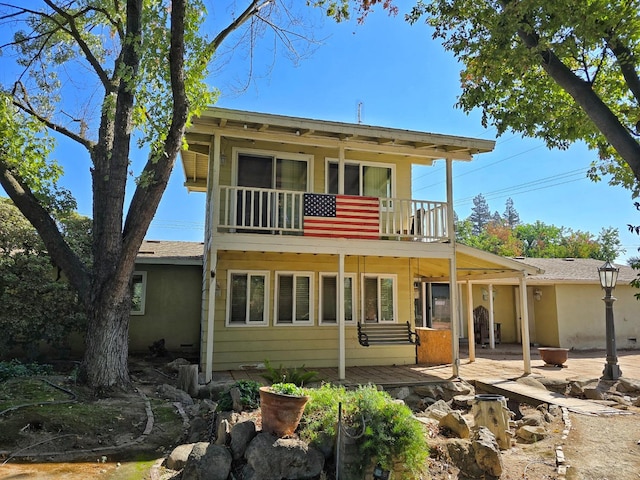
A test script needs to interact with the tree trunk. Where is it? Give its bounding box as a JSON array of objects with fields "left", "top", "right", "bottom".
[{"left": 79, "top": 293, "right": 131, "bottom": 390}]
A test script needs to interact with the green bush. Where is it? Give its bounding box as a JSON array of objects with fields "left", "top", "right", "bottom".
[
  {"left": 269, "top": 382, "right": 305, "bottom": 396},
  {"left": 261, "top": 359, "right": 321, "bottom": 386},
  {"left": 0, "top": 359, "right": 53, "bottom": 382},
  {"left": 301, "top": 384, "right": 428, "bottom": 478},
  {"left": 215, "top": 380, "right": 261, "bottom": 412}
]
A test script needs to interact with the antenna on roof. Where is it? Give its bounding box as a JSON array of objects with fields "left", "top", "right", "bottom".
[{"left": 356, "top": 101, "right": 364, "bottom": 124}]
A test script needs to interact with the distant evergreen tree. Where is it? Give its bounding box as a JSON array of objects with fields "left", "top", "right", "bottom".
[
  {"left": 469, "top": 194, "right": 491, "bottom": 235},
  {"left": 502, "top": 198, "right": 521, "bottom": 228},
  {"left": 491, "top": 210, "right": 502, "bottom": 225}
]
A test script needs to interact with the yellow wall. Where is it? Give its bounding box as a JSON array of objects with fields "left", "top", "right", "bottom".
[
  {"left": 205, "top": 252, "right": 418, "bottom": 370},
  {"left": 556, "top": 284, "right": 640, "bottom": 349},
  {"left": 129, "top": 263, "right": 202, "bottom": 356},
  {"left": 531, "top": 286, "right": 559, "bottom": 346}
]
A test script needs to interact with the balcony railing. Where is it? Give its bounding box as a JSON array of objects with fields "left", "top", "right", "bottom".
[{"left": 217, "top": 186, "right": 448, "bottom": 241}]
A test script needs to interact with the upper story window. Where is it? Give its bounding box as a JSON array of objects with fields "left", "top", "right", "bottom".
[
  {"left": 227, "top": 271, "right": 269, "bottom": 326},
  {"left": 275, "top": 272, "right": 313, "bottom": 325},
  {"left": 327, "top": 160, "right": 393, "bottom": 198},
  {"left": 235, "top": 148, "right": 310, "bottom": 191},
  {"left": 131, "top": 271, "right": 147, "bottom": 315},
  {"left": 362, "top": 274, "right": 397, "bottom": 323},
  {"left": 319, "top": 273, "right": 355, "bottom": 325}
]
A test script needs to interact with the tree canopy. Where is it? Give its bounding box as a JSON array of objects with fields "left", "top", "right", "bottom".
[{"left": 0, "top": 0, "right": 320, "bottom": 390}]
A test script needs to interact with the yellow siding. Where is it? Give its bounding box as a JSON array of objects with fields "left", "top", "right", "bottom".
[
  {"left": 531, "top": 286, "right": 559, "bottom": 347},
  {"left": 206, "top": 252, "right": 418, "bottom": 370}
]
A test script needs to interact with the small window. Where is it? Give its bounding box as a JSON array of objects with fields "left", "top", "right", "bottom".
[
  {"left": 275, "top": 272, "right": 313, "bottom": 325},
  {"left": 362, "top": 274, "right": 396, "bottom": 323},
  {"left": 319, "top": 273, "right": 355, "bottom": 324},
  {"left": 227, "top": 271, "right": 269, "bottom": 326},
  {"left": 131, "top": 271, "right": 147, "bottom": 315},
  {"left": 327, "top": 160, "right": 393, "bottom": 198}
]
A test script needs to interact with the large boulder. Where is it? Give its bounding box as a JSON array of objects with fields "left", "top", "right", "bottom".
[
  {"left": 516, "top": 425, "right": 548, "bottom": 443},
  {"left": 472, "top": 427, "right": 503, "bottom": 478},
  {"left": 230, "top": 420, "right": 257, "bottom": 460},
  {"left": 244, "top": 432, "right": 324, "bottom": 480},
  {"left": 439, "top": 411, "right": 470, "bottom": 439},
  {"left": 165, "top": 443, "right": 195, "bottom": 470},
  {"left": 181, "top": 442, "right": 232, "bottom": 480},
  {"left": 157, "top": 383, "right": 194, "bottom": 406}
]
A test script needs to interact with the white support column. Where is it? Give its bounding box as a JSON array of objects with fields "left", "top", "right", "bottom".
[
  {"left": 466, "top": 281, "right": 475, "bottom": 362},
  {"left": 519, "top": 276, "right": 532, "bottom": 374},
  {"left": 338, "top": 146, "right": 345, "bottom": 195},
  {"left": 204, "top": 133, "right": 222, "bottom": 382},
  {"left": 488, "top": 284, "right": 495, "bottom": 349},
  {"left": 446, "top": 158, "right": 459, "bottom": 377},
  {"left": 338, "top": 253, "right": 346, "bottom": 380}
]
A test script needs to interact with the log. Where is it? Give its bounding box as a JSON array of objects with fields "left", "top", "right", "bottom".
[{"left": 178, "top": 364, "right": 199, "bottom": 397}]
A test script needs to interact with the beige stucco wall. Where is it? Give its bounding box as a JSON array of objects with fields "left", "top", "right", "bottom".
[
  {"left": 129, "top": 263, "right": 202, "bottom": 356},
  {"left": 555, "top": 283, "right": 640, "bottom": 350},
  {"left": 204, "top": 252, "right": 418, "bottom": 371},
  {"left": 530, "top": 285, "right": 560, "bottom": 347}
]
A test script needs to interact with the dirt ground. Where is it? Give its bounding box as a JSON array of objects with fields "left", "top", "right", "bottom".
[{"left": 1, "top": 358, "right": 640, "bottom": 479}]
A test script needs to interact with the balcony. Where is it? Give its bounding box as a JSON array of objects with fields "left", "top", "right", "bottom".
[{"left": 217, "top": 186, "right": 449, "bottom": 242}]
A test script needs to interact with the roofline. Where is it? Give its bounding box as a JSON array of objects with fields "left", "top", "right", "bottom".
[
  {"left": 456, "top": 244, "right": 543, "bottom": 276},
  {"left": 192, "top": 107, "right": 496, "bottom": 155},
  {"left": 135, "top": 258, "right": 202, "bottom": 266}
]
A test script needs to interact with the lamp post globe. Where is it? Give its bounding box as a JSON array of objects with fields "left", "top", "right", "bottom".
[{"left": 598, "top": 260, "right": 621, "bottom": 381}]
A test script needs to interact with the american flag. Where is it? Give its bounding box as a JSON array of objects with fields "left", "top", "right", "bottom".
[{"left": 303, "top": 193, "right": 380, "bottom": 239}]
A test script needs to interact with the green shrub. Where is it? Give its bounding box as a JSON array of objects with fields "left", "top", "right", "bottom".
[
  {"left": 301, "top": 384, "right": 428, "bottom": 479},
  {"left": 261, "top": 359, "right": 320, "bottom": 386},
  {"left": 269, "top": 382, "right": 305, "bottom": 396},
  {"left": 215, "top": 380, "right": 261, "bottom": 412},
  {"left": 0, "top": 359, "right": 53, "bottom": 382}
]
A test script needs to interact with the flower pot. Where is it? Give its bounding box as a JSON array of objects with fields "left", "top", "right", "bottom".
[
  {"left": 538, "top": 347, "right": 569, "bottom": 366},
  {"left": 259, "top": 386, "right": 310, "bottom": 437}
]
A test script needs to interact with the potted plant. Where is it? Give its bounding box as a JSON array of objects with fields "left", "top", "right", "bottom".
[{"left": 259, "top": 382, "right": 310, "bottom": 437}]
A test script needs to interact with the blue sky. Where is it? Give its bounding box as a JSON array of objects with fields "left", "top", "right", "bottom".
[{"left": 3, "top": 2, "right": 639, "bottom": 262}]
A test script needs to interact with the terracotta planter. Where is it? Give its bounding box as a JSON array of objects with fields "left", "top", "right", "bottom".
[
  {"left": 259, "top": 386, "right": 310, "bottom": 437},
  {"left": 538, "top": 347, "right": 569, "bottom": 366}
]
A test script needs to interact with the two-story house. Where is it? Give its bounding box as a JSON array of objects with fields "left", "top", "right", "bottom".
[{"left": 179, "top": 108, "right": 540, "bottom": 382}]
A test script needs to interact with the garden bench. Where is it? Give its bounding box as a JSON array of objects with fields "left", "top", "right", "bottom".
[{"left": 357, "top": 321, "right": 420, "bottom": 347}]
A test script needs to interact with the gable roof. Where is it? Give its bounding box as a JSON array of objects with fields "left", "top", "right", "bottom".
[
  {"left": 511, "top": 257, "right": 637, "bottom": 284},
  {"left": 136, "top": 240, "right": 203, "bottom": 266}
]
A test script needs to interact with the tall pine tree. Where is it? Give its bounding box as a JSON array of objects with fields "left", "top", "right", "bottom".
[{"left": 469, "top": 193, "right": 491, "bottom": 235}]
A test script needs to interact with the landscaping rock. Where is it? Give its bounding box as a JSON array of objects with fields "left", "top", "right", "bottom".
[
  {"left": 583, "top": 386, "right": 605, "bottom": 401},
  {"left": 186, "top": 416, "right": 209, "bottom": 443},
  {"left": 516, "top": 425, "right": 548, "bottom": 443},
  {"left": 616, "top": 378, "right": 640, "bottom": 394},
  {"left": 181, "top": 442, "right": 232, "bottom": 480},
  {"left": 515, "top": 376, "right": 547, "bottom": 390},
  {"left": 439, "top": 411, "right": 471, "bottom": 439},
  {"left": 230, "top": 420, "right": 257, "bottom": 460},
  {"left": 518, "top": 411, "right": 545, "bottom": 427},
  {"left": 472, "top": 427, "right": 503, "bottom": 478},
  {"left": 244, "top": 432, "right": 324, "bottom": 480},
  {"left": 446, "top": 439, "right": 486, "bottom": 479},
  {"left": 452, "top": 394, "right": 476, "bottom": 409},
  {"left": 157, "top": 384, "right": 194, "bottom": 406},
  {"left": 166, "top": 443, "right": 195, "bottom": 470},
  {"left": 422, "top": 399, "right": 453, "bottom": 421},
  {"left": 215, "top": 419, "right": 230, "bottom": 446},
  {"left": 166, "top": 358, "right": 191, "bottom": 372},
  {"left": 536, "top": 377, "right": 569, "bottom": 394}
]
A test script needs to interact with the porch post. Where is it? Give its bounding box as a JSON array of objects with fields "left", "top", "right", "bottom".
[
  {"left": 446, "top": 158, "right": 460, "bottom": 377},
  {"left": 466, "top": 281, "right": 475, "bottom": 362},
  {"left": 518, "top": 275, "right": 532, "bottom": 374},
  {"left": 488, "top": 284, "right": 496, "bottom": 349},
  {"left": 205, "top": 132, "right": 222, "bottom": 382},
  {"left": 338, "top": 253, "right": 346, "bottom": 380},
  {"left": 338, "top": 145, "right": 345, "bottom": 195}
]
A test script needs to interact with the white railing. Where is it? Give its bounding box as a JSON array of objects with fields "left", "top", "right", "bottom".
[
  {"left": 217, "top": 186, "right": 448, "bottom": 241},
  {"left": 218, "top": 186, "right": 304, "bottom": 233},
  {"left": 379, "top": 198, "right": 448, "bottom": 241}
]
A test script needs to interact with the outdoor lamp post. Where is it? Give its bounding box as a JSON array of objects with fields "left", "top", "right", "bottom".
[{"left": 598, "top": 260, "right": 622, "bottom": 380}]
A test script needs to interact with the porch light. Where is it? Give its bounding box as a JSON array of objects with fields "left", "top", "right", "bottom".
[
  {"left": 534, "top": 288, "right": 542, "bottom": 301},
  {"left": 597, "top": 260, "right": 621, "bottom": 381}
]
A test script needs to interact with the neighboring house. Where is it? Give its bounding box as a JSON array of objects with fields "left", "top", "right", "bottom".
[
  {"left": 179, "top": 108, "right": 542, "bottom": 381},
  {"left": 128, "top": 240, "right": 204, "bottom": 358}
]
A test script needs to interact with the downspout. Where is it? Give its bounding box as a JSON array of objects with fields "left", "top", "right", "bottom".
[
  {"left": 205, "top": 132, "right": 222, "bottom": 382},
  {"left": 446, "top": 158, "right": 460, "bottom": 377},
  {"left": 466, "top": 280, "right": 475, "bottom": 362}
]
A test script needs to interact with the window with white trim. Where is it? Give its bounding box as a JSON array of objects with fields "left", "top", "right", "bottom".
[
  {"left": 227, "top": 271, "right": 269, "bottom": 326},
  {"left": 362, "top": 274, "right": 396, "bottom": 323},
  {"left": 326, "top": 160, "right": 394, "bottom": 198},
  {"left": 275, "top": 272, "right": 313, "bottom": 325},
  {"left": 131, "top": 271, "right": 147, "bottom": 315},
  {"left": 319, "top": 273, "right": 356, "bottom": 324}
]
